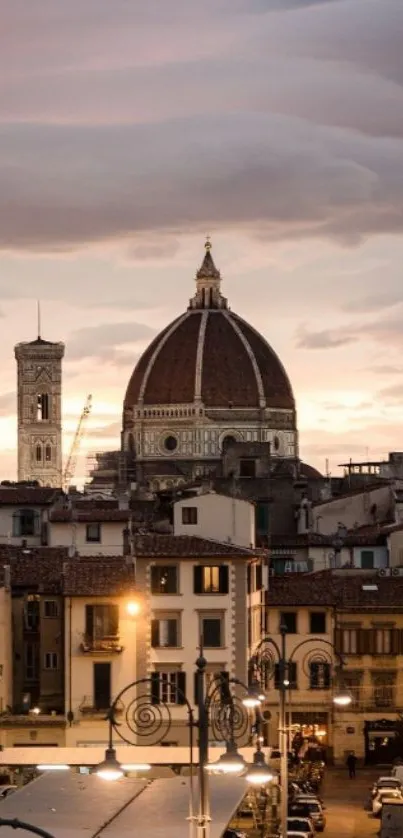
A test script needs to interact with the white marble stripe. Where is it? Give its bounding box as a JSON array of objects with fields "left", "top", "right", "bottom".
[
  {"left": 194, "top": 310, "right": 208, "bottom": 402},
  {"left": 223, "top": 311, "right": 266, "bottom": 407},
  {"left": 138, "top": 312, "right": 189, "bottom": 402}
]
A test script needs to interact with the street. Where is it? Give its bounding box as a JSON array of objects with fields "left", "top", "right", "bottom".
[{"left": 322, "top": 768, "right": 380, "bottom": 838}]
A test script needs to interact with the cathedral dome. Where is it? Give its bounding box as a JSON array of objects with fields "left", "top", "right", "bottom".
[{"left": 124, "top": 243, "right": 295, "bottom": 414}]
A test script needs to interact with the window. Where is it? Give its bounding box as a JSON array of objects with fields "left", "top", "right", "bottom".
[
  {"left": 37, "top": 393, "right": 49, "bottom": 421},
  {"left": 274, "top": 661, "right": 297, "bottom": 690},
  {"left": 151, "top": 671, "right": 186, "bottom": 705},
  {"left": 194, "top": 670, "right": 228, "bottom": 704},
  {"left": 44, "top": 600, "right": 59, "bottom": 618},
  {"left": 309, "top": 662, "right": 331, "bottom": 690},
  {"left": 280, "top": 612, "right": 297, "bottom": 634},
  {"left": 85, "top": 604, "right": 119, "bottom": 639},
  {"left": 201, "top": 616, "right": 223, "bottom": 648},
  {"left": 309, "top": 612, "right": 326, "bottom": 634},
  {"left": 13, "top": 509, "right": 39, "bottom": 537},
  {"left": 44, "top": 652, "right": 58, "bottom": 670},
  {"left": 36, "top": 445, "right": 42, "bottom": 462},
  {"left": 182, "top": 506, "right": 198, "bottom": 525},
  {"left": 361, "top": 550, "right": 374, "bottom": 569},
  {"left": 24, "top": 597, "right": 40, "bottom": 631},
  {"left": 93, "top": 662, "right": 111, "bottom": 710},
  {"left": 342, "top": 629, "right": 357, "bottom": 654},
  {"left": 151, "top": 618, "right": 179, "bottom": 648},
  {"left": 372, "top": 671, "right": 396, "bottom": 708},
  {"left": 86, "top": 523, "right": 101, "bottom": 543},
  {"left": 239, "top": 459, "right": 256, "bottom": 478},
  {"left": 151, "top": 565, "right": 178, "bottom": 594},
  {"left": 194, "top": 565, "right": 229, "bottom": 595},
  {"left": 24, "top": 642, "right": 39, "bottom": 681},
  {"left": 375, "top": 629, "right": 392, "bottom": 655},
  {"left": 45, "top": 445, "right": 52, "bottom": 462}
]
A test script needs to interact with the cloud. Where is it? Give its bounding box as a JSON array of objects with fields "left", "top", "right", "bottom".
[
  {"left": 87, "top": 421, "right": 121, "bottom": 441},
  {"left": 378, "top": 384, "right": 403, "bottom": 402},
  {"left": 67, "top": 321, "right": 156, "bottom": 361},
  {"left": 2, "top": 1, "right": 403, "bottom": 251},
  {"left": 342, "top": 292, "right": 403, "bottom": 314},
  {"left": 295, "top": 325, "right": 355, "bottom": 349},
  {"left": 297, "top": 312, "right": 403, "bottom": 351},
  {"left": 2, "top": 113, "right": 403, "bottom": 251},
  {"left": 371, "top": 365, "right": 403, "bottom": 375}
]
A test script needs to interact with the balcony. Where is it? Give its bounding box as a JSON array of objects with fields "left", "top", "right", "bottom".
[{"left": 80, "top": 634, "right": 123, "bottom": 655}]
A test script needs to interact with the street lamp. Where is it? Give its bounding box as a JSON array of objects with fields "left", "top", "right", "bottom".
[
  {"left": 96, "top": 651, "right": 261, "bottom": 838},
  {"left": 249, "top": 629, "right": 351, "bottom": 838},
  {"left": 95, "top": 747, "right": 124, "bottom": 781},
  {"left": 245, "top": 748, "right": 277, "bottom": 786}
]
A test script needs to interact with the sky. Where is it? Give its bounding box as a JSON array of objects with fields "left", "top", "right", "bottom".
[{"left": 2, "top": 0, "right": 403, "bottom": 483}]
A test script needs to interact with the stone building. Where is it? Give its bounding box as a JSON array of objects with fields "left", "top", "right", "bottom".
[
  {"left": 120, "top": 241, "right": 298, "bottom": 490},
  {"left": 14, "top": 333, "right": 65, "bottom": 487}
]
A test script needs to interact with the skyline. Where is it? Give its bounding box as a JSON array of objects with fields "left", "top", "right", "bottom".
[{"left": 2, "top": 0, "right": 403, "bottom": 483}]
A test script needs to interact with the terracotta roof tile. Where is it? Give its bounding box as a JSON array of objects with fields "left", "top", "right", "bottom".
[
  {"left": 133, "top": 533, "right": 261, "bottom": 558},
  {"left": 63, "top": 559, "right": 136, "bottom": 596},
  {"left": 0, "top": 487, "right": 62, "bottom": 505},
  {"left": 267, "top": 572, "right": 403, "bottom": 610}
]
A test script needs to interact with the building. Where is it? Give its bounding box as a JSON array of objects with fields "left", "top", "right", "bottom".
[
  {"left": 48, "top": 499, "right": 129, "bottom": 556},
  {"left": 2, "top": 548, "right": 67, "bottom": 748},
  {"left": 63, "top": 558, "right": 138, "bottom": 747},
  {"left": 133, "top": 532, "right": 264, "bottom": 746},
  {"left": 173, "top": 492, "right": 256, "bottom": 548},
  {"left": 266, "top": 571, "right": 403, "bottom": 764},
  {"left": 14, "top": 332, "right": 65, "bottom": 487},
  {"left": 0, "top": 484, "right": 63, "bottom": 547},
  {"left": 120, "top": 241, "right": 298, "bottom": 490}
]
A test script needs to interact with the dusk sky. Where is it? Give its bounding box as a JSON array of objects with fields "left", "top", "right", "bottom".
[{"left": 2, "top": 0, "right": 403, "bottom": 483}]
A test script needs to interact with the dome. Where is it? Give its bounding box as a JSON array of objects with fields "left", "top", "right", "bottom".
[
  {"left": 124, "top": 309, "right": 294, "bottom": 410},
  {"left": 124, "top": 242, "right": 295, "bottom": 413}
]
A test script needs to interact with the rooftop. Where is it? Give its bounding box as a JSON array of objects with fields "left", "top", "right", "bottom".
[
  {"left": 63, "top": 558, "right": 136, "bottom": 596},
  {"left": 133, "top": 533, "right": 261, "bottom": 558},
  {"left": 268, "top": 570, "right": 403, "bottom": 610}
]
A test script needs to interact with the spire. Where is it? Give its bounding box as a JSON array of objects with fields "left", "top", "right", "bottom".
[
  {"left": 189, "top": 239, "right": 227, "bottom": 310},
  {"left": 196, "top": 237, "right": 221, "bottom": 280}
]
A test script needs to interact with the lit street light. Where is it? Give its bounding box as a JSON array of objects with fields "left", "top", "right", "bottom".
[{"left": 95, "top": 650, "right": 264, "bottom": 838}]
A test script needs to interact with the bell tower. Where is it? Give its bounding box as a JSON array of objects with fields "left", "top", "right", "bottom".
[{"left": 14, "top": 330, "right": 65, "bottom": 488}]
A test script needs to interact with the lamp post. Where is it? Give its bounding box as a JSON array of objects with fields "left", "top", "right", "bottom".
[
  {"left": 249, "top": 629, "right": 352, "bottom": 838},
  {"left": 96, "top": 650, "right": 263, "bottom": 838}
]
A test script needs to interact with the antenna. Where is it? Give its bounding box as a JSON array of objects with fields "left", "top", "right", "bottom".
[{"left": 37, "top": 300, "right": 41, "bottom": 340}]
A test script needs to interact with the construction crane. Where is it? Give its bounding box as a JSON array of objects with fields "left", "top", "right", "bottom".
[{"left": 63, "top": 394, "right": 92, "bottom": 492}]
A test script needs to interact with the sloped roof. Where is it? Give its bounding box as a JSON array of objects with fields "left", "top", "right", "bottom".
[
  {"left": 63, "top": 558, "right": 136, "bottom": 596},
  {"left": 268, "top": 571, "right": 403, "bottom": 610},
  {"left": 134, "top": 534, "right": 261, "bottom": 558}
]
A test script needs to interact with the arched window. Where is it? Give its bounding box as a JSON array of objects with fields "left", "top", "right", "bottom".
[
  {"left": 45, "top": 445, "right": 52, "bottom": 462},
  {"left": 36, "top": 445, "right": 42, "bottom": 462}
]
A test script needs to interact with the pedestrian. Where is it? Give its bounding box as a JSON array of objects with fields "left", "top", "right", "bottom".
[{"left": 346, "top": 751, "right": 357, "bottom": 778}]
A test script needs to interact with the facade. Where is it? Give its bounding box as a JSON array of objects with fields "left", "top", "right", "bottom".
[
  {"left": 134, "top": 533, "right": 263, "bottom": 746},
  {"left": 269, "top": 529, "right": 389, "bottom": 575},
  {"left": 14, "top": 335, "right": 65, "bottom": 487},
  {"left": 0, "top": 485, "right": 62, "bottom": 547},
  {"left": 267, "top": 571, "right": 403, "bottom": 763},
  {"left": 173, "top": 492, "right": 256, "bottom": 548},
  {"left": 63, "top": 559, "right": 137, "bottom": 747},
  {"left": 121, "top": 241, "right": 298, "bottom": 489},
  {"left": 48, "top": 502, "right": 128, "bottom": 556},
  {"left": 312, "top": 483, "right": 395, "bottom": 536}
]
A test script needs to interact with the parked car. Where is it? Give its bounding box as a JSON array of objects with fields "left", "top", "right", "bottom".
[
  {"left": 373, "top": 789, "right": 403, "bottom": 817},
  {"left": 371, "top": 777, "right": 402, "bottom": 798},
  {"left": 287, "top": 817, "right": 315, "bottom": 838},
  {"left": 293, "top": 797, "right": 326, "bottom": 831},
  {"left": 288, "top": 833, "right": 313, "bottom": 838},
  {"left": 223, "top": 831, "right": 247, "bottom": 838}
]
